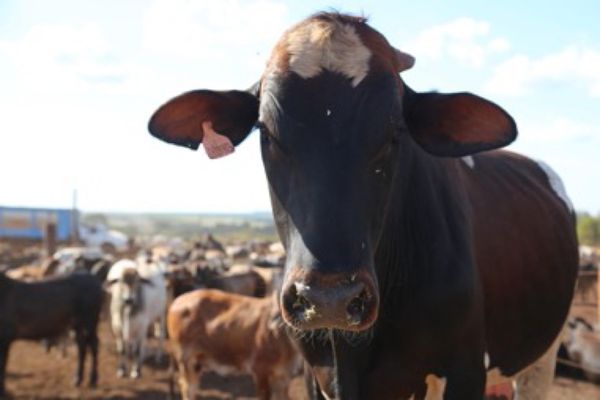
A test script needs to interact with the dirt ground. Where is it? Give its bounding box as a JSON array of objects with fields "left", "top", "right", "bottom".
[
  {"left": 2, "top": 278, "right": 599, "bottom": 400},
  {"left": 4, "top": 318, "right": 306, "bottom": 400},
  {"left": 2, "top": 317, "right": 598, "bottom": 400}
]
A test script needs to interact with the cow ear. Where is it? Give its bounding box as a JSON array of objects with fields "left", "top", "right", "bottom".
[
  {"left": 148, "top": 89, "right": 259, "bottom": 159},
  {"left": 403, "top": 88, "right": 517, "bottom": 157}
]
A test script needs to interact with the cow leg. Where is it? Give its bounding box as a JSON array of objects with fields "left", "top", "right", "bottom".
[
  {"left": 154, "top": 316, "right": 166, "bottom": 363},
  {"left": 513, "top": 336, "right": 560, "bottom": 400},
  {"left": 176, "top": 355, "right": 201, "bottom": 400},
  {"left": 253, "top": 374, "right": 272, "bottom": 400},
  {"left": 0, "top": 339, "right": 11, "bottom": 397},
  {"left": 87, "top": 330, "right": 99, "bottom": 387},
  {"left": 130, "top": 339, "right": 143, "bottom": 379},
  {"left": 269, "top": 372, "right": 292, "bottom": 400},
  {"left": 115, "top": 337, "right": 127, "bottom": 378},
  {"left": 60, "top": 333, "right": 69, "bottom": 358},
  {"left": 73, "top": 329, "right": 87, "bottom": 387}
]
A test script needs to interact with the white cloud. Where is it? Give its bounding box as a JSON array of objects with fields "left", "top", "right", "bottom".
[
  {"left": 485, "top": 45, "right": 600, "bottom": 96},
  {"left": 0, "top": 24, "right": 134, "bottom": 93},
  {"left": 142, "top": 0, "right": 289, "bottom": 73},
  {"left": 515, "top": 116, "right": 597, "bottom": 143},
  {"left": 406, "top": 17, "right": 510, "bottom": 68}
]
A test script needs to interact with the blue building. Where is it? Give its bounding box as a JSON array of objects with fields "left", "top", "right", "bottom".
[{"left": 0, "top": 206, "right": 76, "bottom": 241}]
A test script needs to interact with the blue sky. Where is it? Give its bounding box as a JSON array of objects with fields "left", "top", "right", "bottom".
[{"left": 0, "top": 0, "right": 599, "bottom": 213}]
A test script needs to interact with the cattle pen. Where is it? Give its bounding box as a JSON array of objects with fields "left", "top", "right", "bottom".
[{"left": 0, "top": 237, "right": 599, "bottom": 399}]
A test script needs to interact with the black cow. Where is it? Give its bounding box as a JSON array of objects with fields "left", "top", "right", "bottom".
[
  {"left": 148, "top": 12, "right": 578, "bottom": 400},
  {"left": 0, "top": 271, "right": 102, "bottom": 396}
]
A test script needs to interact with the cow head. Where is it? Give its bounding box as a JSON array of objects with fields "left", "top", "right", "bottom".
[
  {"left": 106, "top": 268, "right": 153, "bottom": 315},
  {"left": 149, "top": 12, "right": 516, "bottom": 334}
]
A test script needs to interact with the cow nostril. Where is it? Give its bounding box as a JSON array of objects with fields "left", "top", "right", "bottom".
[
  {"left": 346, "top": 288, "right": 371, "bottom": 326},
  {"left": 284, "top": 283, "right": 316, "bottom": 322},
  {"left": 292, "top": 293, "right": 312, "bottom": 312}
]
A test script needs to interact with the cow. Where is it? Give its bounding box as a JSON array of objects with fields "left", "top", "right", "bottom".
[
  {"left": 563, "top": 318, "right": 600, "bottom": 383},
  {"left": 4, "top": 258, "right": 60, "bottom": 282},
  {"left": 148, "top": 12, "right": 578, "bottom": 400},
  {"left": 106, "top": 259, "right": 168, "bottom": 379},
  {"left": 167, "top": 289, "right": 298, "bottom": 400},
  {"left": 0, "top": 271, "right": 102, "bottom": 396},
  {"left": 195, "top": 263, "right": 267, "bottom": 297},
  {"left": 575, "top": 263, "right": 597, "bottom": 303}
]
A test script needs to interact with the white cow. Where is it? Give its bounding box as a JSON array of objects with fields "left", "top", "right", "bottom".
[
  {"left": 564, "top": 318, "right": 600, "bottom": 383},
  {"left": 106, "top": 258, "right": 167, "bottom": 379}
]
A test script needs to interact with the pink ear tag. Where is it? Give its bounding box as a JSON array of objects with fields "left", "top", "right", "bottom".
[{"left": 201, "top": 121, "right": 235, "bottom": 159}]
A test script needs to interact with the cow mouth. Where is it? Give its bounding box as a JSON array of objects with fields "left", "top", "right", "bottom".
[{"left": 283, "top": 324, "right": 376, "bottom": 347}]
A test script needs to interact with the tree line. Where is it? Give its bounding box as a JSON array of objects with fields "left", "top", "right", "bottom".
[{"left": 578, "top": 213, "right": 600, "bottom": 246}]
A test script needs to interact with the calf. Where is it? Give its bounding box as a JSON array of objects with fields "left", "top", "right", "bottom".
[
  {"left": 563, "top": 318, "right": 600, "bottom": 383},
  {"left": 0, "top": 271, "right": 102, "bottom": 396},
  {"left": 168, "top": 289, "right": 298, "bottom": 400},
  {"left": 106, "top": 259, "right": 167, "bottom": 378}
]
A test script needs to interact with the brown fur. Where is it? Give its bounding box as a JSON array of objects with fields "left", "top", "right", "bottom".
[{"left": 167, "top": 289, "right": 298, "bottom": 400}]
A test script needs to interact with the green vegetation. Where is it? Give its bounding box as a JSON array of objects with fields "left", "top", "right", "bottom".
[
  {"left": 81, "top": 212, "right": 277, "bottom": 242},
  {"left": 81, "top": 211, "right": 600, "bottom": 247},
  {"left": 577, "top": 212, "right": 600, "bottom": 246}
]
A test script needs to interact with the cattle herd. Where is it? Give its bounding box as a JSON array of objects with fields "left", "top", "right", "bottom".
[
  {"left": 0, "top": 234, "right": 295, "bottom": 399},
  {"left": 2, "top": 10, "right": 600, "bottom": 400},
  {"left": 1, "top": 235, "right": 599, "bottom": 399}
]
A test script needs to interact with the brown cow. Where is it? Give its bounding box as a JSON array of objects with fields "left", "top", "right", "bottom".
[
  {"left": 195, "top": 263, "right": 267, "bottom": 297},
  {"left": 6, "top": 258, "right": 59, "bottom": 281},
  {"left": 167, "top": 289, "right": 298, "bottom": 400}
]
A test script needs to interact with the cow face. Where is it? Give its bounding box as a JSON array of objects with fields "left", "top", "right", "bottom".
[
  {"left": 107, "top": 268, "right": 152, "bottom": 315},
  {"left": 148, "top": 12, "right": 516, "bottom": 333}
]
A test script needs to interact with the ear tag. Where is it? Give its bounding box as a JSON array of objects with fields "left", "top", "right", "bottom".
[{"left": 202, "top": 121, "right": 235, "bottom": 159}]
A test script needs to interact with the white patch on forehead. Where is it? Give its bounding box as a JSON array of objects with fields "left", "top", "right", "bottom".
[
  {"left": 284, "top": 19, "right": 371, "bottom": 87},
  {"left": 535, "top": 160, "right": 574, "bottom": 211},
  {"left": 461, "top": 156, "right": 475, "bottom": 169}
]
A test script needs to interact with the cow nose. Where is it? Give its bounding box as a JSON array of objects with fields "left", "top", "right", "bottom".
[
  {"left": 124, "top": 298, "right": 134, "bottom": 306},
  {"left": 281, "top": 270, "right": 378, "bottom": 331}
]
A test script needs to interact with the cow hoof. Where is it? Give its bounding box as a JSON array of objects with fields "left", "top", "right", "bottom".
[
  {"left": 130, "top": 370, "right": 140, "bottom": 379},
  {"left": 116, "top": 368, "right": 126, "bottom": 378}
]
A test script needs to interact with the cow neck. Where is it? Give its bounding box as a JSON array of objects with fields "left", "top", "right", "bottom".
[{"left": 374, "top": 143, "right": 474, "bottom": 318}]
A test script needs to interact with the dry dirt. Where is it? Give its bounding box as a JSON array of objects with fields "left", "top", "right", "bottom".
[
  {"left": 2, "top": 318, "right": 599, "bottom": 400},
  {"left": 2, "top": 287, "right": 599, "bottom": 399},
  {"left": 4, "top": 318, "right": 306, "bottom": 400}
]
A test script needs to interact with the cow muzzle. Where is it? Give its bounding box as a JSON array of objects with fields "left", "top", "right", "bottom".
[{"left": 281, "top": 268, "right": 378, "bottom": 331}]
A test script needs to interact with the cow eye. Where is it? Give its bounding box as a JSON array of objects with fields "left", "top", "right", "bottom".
[
  {"left": 257, "top": 122, "right": 272, "bottom": 145},
  {"left": 257, "top": 122, "right": 286, "bottom": 155}
]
